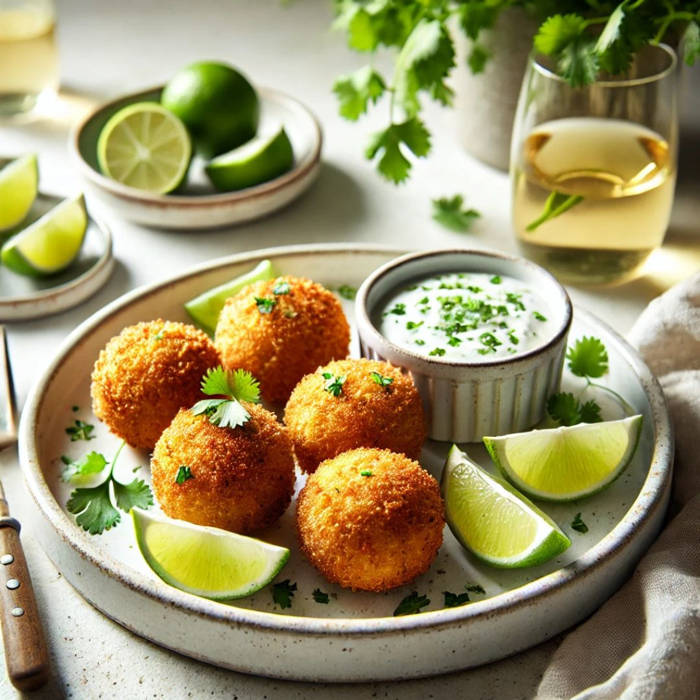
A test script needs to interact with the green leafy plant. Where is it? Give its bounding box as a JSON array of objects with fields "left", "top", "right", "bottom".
[
  {"left": 331, "top": 0, "right": 699, "bottom": 183},
  {"left": 192, "top": 366, "right": 261, "bottom": 429}
]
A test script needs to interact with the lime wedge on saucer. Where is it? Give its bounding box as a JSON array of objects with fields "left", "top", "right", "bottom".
[
  {"left": 0, "top": 154, "right": 38, "bottom": 233},
  {"left": 131, "top": 507, "right": 289, "bottom": 600},
  {"left": 97, "top": 102, "right": 191, "bottom": 194},
  {"left": 442, "top": 445, "right": 570, "bottom": 568},
  {"left": 205, "top": 126, "right": 293, "bottom": 191},
  {"left": 484, "top": 415, "right": 643, "bottom": 502},
  {"left": 1, "top": 194, "right": 87, "bottom": 277},
  {"left": 184, "top": 258, "right": 276, "bottom": 334}
]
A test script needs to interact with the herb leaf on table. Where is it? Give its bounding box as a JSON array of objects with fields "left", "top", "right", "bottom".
[{"left": 432, "top": 195, "right": 480, "bottom": 233}]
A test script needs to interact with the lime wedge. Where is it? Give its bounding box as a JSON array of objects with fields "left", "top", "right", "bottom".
[
  {"left": 442, "top": 445, "right": 570, "bottom": 568},
  {"left": 184, "top": 258, "right": 276, "bottom": 334},
  {"left": 484, "top": 415, "right": 643, "bottom": 502},
  {"left": 97, "top": 102, "right": 191, "bottom": 194},
  {"left": 0, "top": 154, "right": 38, "bottom": 232},
  {"left": 205, "top": 126, "right": 293, "bottom": 191},
  {"left": 1, "top": 194, "right": 87, "bottom": 277},
  {"left": 131, "top": 508, "right": 289, "bottom": 600}
]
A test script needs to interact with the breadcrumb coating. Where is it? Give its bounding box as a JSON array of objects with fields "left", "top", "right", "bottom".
[
  {"left": 90, "top": 320, "right": 220, "bottom": 449},
  {"left": 151, "top": 404, "right": 295, "bottom": 533},
  {"left": 296, "top": 448, "right": 444, "bottom": 592},
  {"left": 284, "top": 358, "right": 426, "bottom": 473},
  {"left": 214, "top": 276, "right": 350, "bottom": 403}
]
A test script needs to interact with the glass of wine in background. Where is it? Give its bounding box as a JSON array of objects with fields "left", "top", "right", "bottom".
[
  {"left": 510, "top": 44, "right": 678, "bottom": 286},
  {"left": 0, "top": 0, "right": 58, "bottom": 117}
]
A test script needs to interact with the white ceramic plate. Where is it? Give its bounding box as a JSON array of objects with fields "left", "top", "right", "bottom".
[
  {"left": 70, "top": 87, "right": 322, "bottom": 230},
  {"left": 0, "top": 190, "right": 114, "bottom": 321},
  {"left": 19, "top": 245, "right": 672, "bottom": 682}
]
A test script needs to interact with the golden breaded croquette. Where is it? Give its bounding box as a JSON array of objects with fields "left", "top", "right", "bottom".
[
  {"left": 214, "top": 276, "right": 350, "bottom": 403},
  {"left": 296, "top": 448, "right": 444, "bottom": 592},
  {"left": 284, "top": 358, "right": 426, "bottom": 473},
  {"left": 91, "top": 320, "right": 220, "bottom": 450},
  {"left": 151, "top": 404, "right": 296, "bottom": 533}
]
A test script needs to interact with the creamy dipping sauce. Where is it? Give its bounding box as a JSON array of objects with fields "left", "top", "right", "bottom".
[{"left": 377, "top": 271, "right": 556, "bottom": 362}]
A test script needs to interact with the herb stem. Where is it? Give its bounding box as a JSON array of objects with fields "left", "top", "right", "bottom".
[
  {"left": 109, "top": 440, "right": 126, "bottom": 480},
  {"left": 526, "top": 192, "right": 584, "bottom": 232},
  {"left": 586, "top": 379, "right": 635, "bottom": 415}
]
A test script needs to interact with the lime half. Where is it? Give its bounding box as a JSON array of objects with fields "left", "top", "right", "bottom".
[
  {"left": 205, "top": 126, "right": 293, "bottom": 191},
  {"left": 442, "top": 445, "right": 570, "bottom": 568},
  {"left": 184, "top": 258, "right": 276, "bottom": 334},
  {"left": 0, "top": 154, "right": 38, "bottom": 232},
  {"left": 1, "top": 193, "right": 87, "bottom": 277},
  {"left": 131, "top": 508, "right": 289, "bottom": 600},
  {"left": 484, "top": 415, "right": 643, "bottom": 502},
  {"left": 97, "top": 102, "right": 191, "bottom": 194}
]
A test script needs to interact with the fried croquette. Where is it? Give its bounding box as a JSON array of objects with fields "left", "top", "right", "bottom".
[
  {"left": 296, "top": 448, "right": 444, "bottom": 592},
  {"left": 284, "top": 358, "right": 426, "bottom": 473},
  {"left": 214, "top": 276, "right": 350, "bottom": 403},
  {"left": 91, "top": 320, "right": 220, "bottom": 449},
  {"left": 151, "top": 404, "right": 296, "bottom": 533}
]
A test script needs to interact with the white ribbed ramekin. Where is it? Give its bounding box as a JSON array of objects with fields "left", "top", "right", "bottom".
[{"left": 355, "top": 249, "right": 573, "bottom": 442}]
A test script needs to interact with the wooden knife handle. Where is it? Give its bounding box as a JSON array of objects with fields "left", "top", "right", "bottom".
[{"left": 0, "top": 519, "right": 50, "bottom": 691}]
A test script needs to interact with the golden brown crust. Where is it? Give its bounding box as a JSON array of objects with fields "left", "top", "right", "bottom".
[
  {"left": 296, "top": 448, "right": 444, "bottom": 592},
  {"left": 151, "top": 404, "right": 296, "bottom": 533},
  {"left": 284, "top": 358, "right": 426, "bottom": 473},
  {"left": 90, "top": 320, "right": 220, "bottom": 449},
  {"left": 214, "top": 276, "right": 350, "bottom": 404}
]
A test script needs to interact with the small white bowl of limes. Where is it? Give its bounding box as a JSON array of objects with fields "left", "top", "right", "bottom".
[{"left": 70, "top": 61, "right": 322, "bottom": 230}]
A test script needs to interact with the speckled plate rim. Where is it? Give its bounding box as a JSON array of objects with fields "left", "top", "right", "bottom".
[
  {"left": 69, "top": 86, "right": 322, "bottom": 208},
  {"left": 0, "top": 201, "right": 114, "bottom": 321},
  {"left": 19, "top": 243, "right": 673, "bottom": 638}
]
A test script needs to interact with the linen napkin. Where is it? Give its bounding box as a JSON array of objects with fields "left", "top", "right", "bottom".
[{"left": 536, "top": 272, "right": 700, "bottom": 700}]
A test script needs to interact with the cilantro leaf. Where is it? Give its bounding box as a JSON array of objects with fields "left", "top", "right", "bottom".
[
  {"left": 595, "top": 3, "right": 626, "bottom": 54},
  {"left": 67, "top": 481, "right": 121, "bottom": 535},
  {"left": 196, "top": 367, "right": 260, "bottom": 428},
  {"left": 200, "top": 366, "right": 233, "bottom": 397},
  {"left": 534, "top": 14, "right": 587, "bottom": 55},
  {"left": 567, "top": 337, "right": 609, "bottom": 378},
  {"left": 322, "top": 372, "right": 346, "bottom": 397},
  {"left": 558, "top": 39, "right": 598, "bottom": 87},
  {"left": 360, "top": 469, "right": 373, "bottom": 477},
  {"left": 254, "top": 296, "right": 277, "bottom": 314},
  {"left": 458, "top": 3, "right": 499, "bottom": 41},
  {"left": 333, "top": 65, "right": 386, "bottom": 121},
  {"left": 580, "top": 400, "right": 603, "bottom": 424},
  {"left": 61, "top": 451, "right": 108, "bottom": 483},
  {"left": 272, "top": 579, "right": 297, "bottom": 609},
  {"left": 175, "top": 466, "right": 194, "bottom": 484},
  {"left": 571, "top": 512, "right": 589, "bottom": 533},
  {"left": 443, "top": 590, "right": 470, "bottom": 608},
  {"left": 394, "top": 591, "right": 430, "bottom": 616},
  {"left": 369, "top": 371, "right": 394, "bottom": 389},
  {"left": 465, "top": 583, "right": 486, "bottom": 594},
  {"left": 65, "top": 419, "right": 95, "bottom": 442},
  {"left": 467, "top": 44, "right": 490, "bottom": 74},
  {"left": 365, "top": 117, "right": 431, "bottom": 183},
  {"left": 432, "top": 194, "right": 480, "bottom": 233},
  {"left": 547, "top": 392, "right": 583, "bottom": 426},
  {"left": 682, "top": 21, "right": 700, "bottom": 67},
  {"left": 273, "top": 280, "right": 291, "bottom": 295},
  {"left": 209, "top": 399, "right": 252, "bottom": 429},
  {"left": 228, "top": 369, "right": 261, "bottom": 404},
  {"left": 113, "top": 478, "right": 154, "bottom": 512},
  {"left": 312, "top": 588, "right": 329, "bottom": 604}
]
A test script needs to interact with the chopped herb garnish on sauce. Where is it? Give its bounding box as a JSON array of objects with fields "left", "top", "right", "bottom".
[
  {"left": 490, "top": 275, "right": 502, "bottom": 284},
  {"left": 272, "top": 579, "right": 297, "bottom": 609},
  {"left": 429, "top": 347, "right": 446, "bottom": 357},
  {"left": 477, "top": 332, "right": 501, "bottom": 354},
  {"left": 66, "top": 420, "right": 95, "bottom": 442},
  {"left": 406, "top": 320, "right": 424, "bottom": 330},
  {"left": 312, "top": 588, "right": 329, "bottom": 604},
  {"left": 175, "top": 466, "right": 194, "bottom": 484},
  {"left": 394, "top": 591, "right": 430, "bottom": 616},
  {"left": 571, "top": 513, "right": 589, "bottom": 533},
  {"left": 389, "top": 302, "right": 406, "bottom": 315},
  {"left": 533, "top": 311, "right": 547, "bottom": 322},
  {"left": 322, "top": 372, "right": 346, "bottom": 397}
]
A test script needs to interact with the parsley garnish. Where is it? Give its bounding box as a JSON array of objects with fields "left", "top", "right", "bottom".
[
  {"left": 429, "top": 347, "right": 446, "bottom": 357},
  {"left": 254, "top": 296, "right": 277, "bottom": 314},
  {"left": 533, "top": 311, "right": 547, "bottom": 322},
  {"left": 65, "top": 441, "right": 153, "bottom": 535},
  {"left": 337, "top": 284, "right": 357, "bottom": 300},
  {"left": 322, "top": 372, "right": 346, "bottom": 397},
  {"left": 547, "top": 392, "right": 602, "bottom": 426},
  {"left": 394, "top": 591, "right": 430, "bottom": 616},
  {"left": 66, "top": 419, "right": 95, "bottom": 442},
  {"left": 415, "top": 339, "right": 426, "bottom": 346},
  {"left": 432, "top": 194, "right": 480, "bottom": 232},
  {"left": 389, "top": 302, "right": 406, "bottom": 316},
  {"left": 273, "top": 280, "right": 290, "bottom": 295},
  {"left": 175, "top": 466, "right": 194, "bottom": 484},
  {"left": 312, "top": 588, "right": 330, "bottom": 604},
  {"left": 192, "top": 366, "right": 261, "bottom": 429},
  {"left": 360, "top": 469, "right": 373, "bottom": 477},
  {"left": 465, "top": 583, "right": 486, "bottom": 594},
  {"left": 571, "top": 513, "right": 588, "bottom": 533},
  {"left": 406, "top": 320, "right": 423, "bottom": 330},
  {"left": 272, "top": 579, "right": 297, "bottom": 609},
  {"left": 490, "top": 276, "right": 501, "bottom": 285},
  {"left": 447, "top": 336, "right": 461, "bottom": 347},
  {"left": 369, "top": 371, "right": 393, "bottom": 390},
  {"left": 61, "top": 451, "right": 108, "bottom": 483},
  {"left": 443, "top": 590, "right": 470, "bottom": 607},
  {"left": 567, "top": 336, "right": 608, "bottom": 378},
  {"left": 477, "top": 332, "right": 501, "bottom": 354}
]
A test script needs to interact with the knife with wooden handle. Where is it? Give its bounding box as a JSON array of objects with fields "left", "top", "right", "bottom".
[{"left": 0, "top": 326, "right": 50, "bottom": 691}]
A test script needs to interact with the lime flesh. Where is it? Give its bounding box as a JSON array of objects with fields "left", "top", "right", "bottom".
[
  {"left": 205, "top": 126, "right": 294, "bottom": 191},
  {"left": 484, "top": 415, "right": 643, "bottom": 501},
  {"left": 97, "top": 102, "right": 191, "bottom": 194},
  {"left": 442, "top": 445, "right": 570, "bottom": 568},
  {"left": 1, "top": 193, "right": 87, "bottom": 277},
  {"left": 131, "top": 508, "right": 289, "bottom": 600},
  {"left": 0, "top": 154, "right": 38, "bottom": 232},
  {"left": 184, "top": 258, "right": 276, "bottom": 334}
]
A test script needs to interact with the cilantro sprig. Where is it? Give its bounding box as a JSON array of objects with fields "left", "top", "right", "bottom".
[
  {"left": 65, "top": 419, "right": 95, "bottom": 442},
  {"left": 65, "top": 441, "right": 153, "bottom": 535},
  {"left": 393, "top": 591, "right": 430, "bottom": 616},
  {"left": 321, "top": 372, "right": 346, "bottom": 397},
  {"left": 432, "top": 195, "right": 480, "bottom": 233},
  {"left": 192, "top": 367, "right": 261, "bottom": 429},
  {"left": 272, "top": 579, "right": 297, "bottom": 609}
]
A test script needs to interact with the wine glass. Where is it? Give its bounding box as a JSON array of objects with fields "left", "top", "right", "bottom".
[{"left": 510, "top": 43, "right": 678, "bottom": 286}]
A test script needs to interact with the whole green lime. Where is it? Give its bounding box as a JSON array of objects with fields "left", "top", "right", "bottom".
[{"left": 161, "top": 61, "right": 259, "bottom": 158}]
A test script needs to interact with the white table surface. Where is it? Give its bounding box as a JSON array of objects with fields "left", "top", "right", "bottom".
[{"left": 0, "top": 1, "right": 698, "bottom": 697}]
